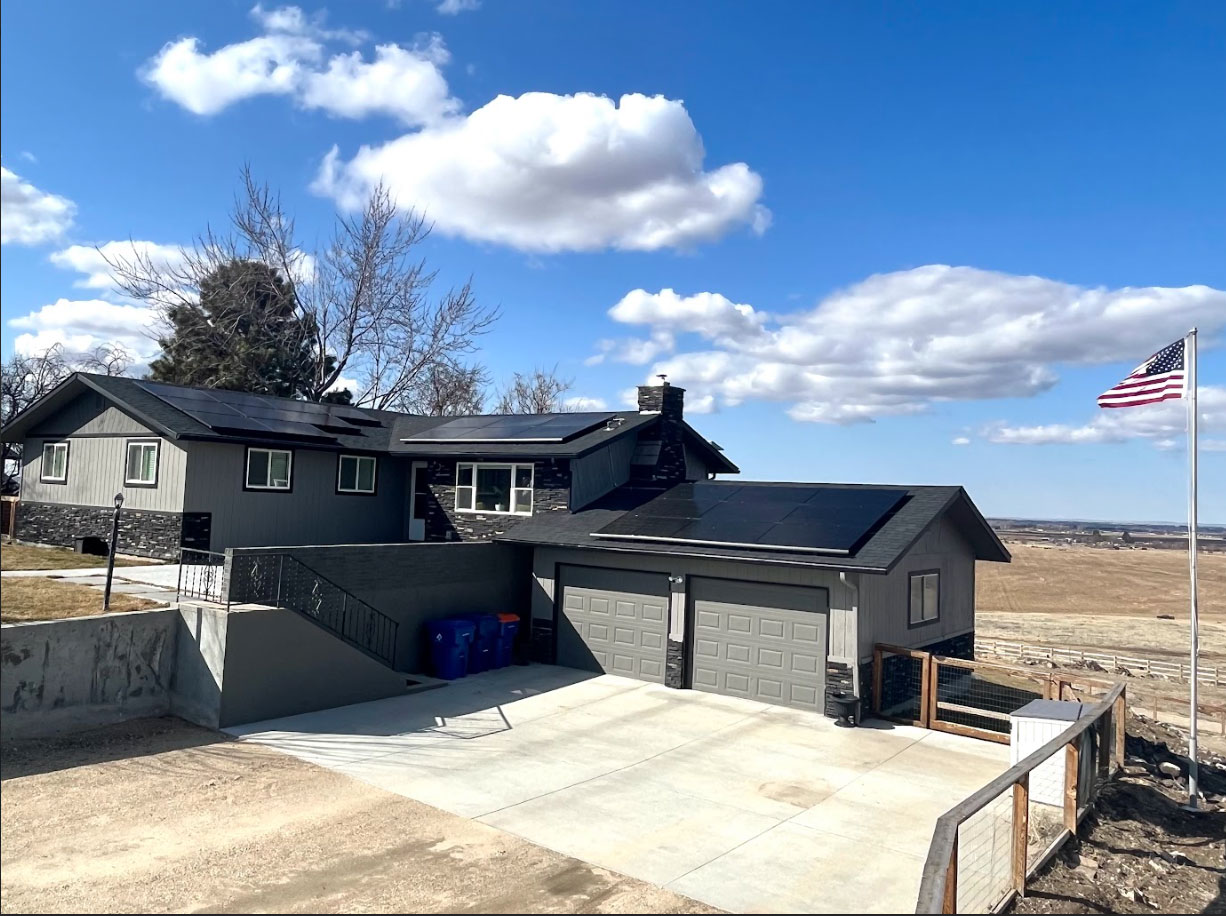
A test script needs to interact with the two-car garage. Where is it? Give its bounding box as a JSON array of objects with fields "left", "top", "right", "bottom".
[{"left": 554, "top": 564, "right": 829, "bottom": 712}]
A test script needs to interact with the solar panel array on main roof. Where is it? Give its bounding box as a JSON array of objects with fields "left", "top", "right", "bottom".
[
  {"left": 403, "top": 412, "right": 616, "bottom": 443},
  {"left": 591, "top": 482, "right": 909, "bottom": 555},
  {"left": 135, "top": 380, "right": 382, "bottom": 443}
]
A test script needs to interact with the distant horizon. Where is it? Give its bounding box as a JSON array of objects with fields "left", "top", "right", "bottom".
[{"left": 988, "top": 514, "right": 1225, "bottom": 531}]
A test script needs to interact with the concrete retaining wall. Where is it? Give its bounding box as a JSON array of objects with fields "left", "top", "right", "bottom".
[
  {"left": 1, "top": 609, "right": 178, "bottom": 739},
  {"left": 230, "top": 541, "right": 530, "bottom": 672}
]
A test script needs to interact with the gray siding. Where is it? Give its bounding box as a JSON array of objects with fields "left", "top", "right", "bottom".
[
  {"left": 570, "top": 435, "right": 636, "bottom": 509},
  {"left": 856, "top": 514, "right": 976, "bottom": 659},
  {"left": 182, "top": 442, "right": 409, "bottom": 549},
  {"left": 21, "top": 435, "right": 187, "bottom": 511},
  {"left": 529, "top": 546, "right": 858, "bottom": 663},
  {"left": 29, "top": 392, "right": 154, "bottom": 437}
]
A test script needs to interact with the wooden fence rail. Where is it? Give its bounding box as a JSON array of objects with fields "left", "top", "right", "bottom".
[
  {"left": 915, "top": 682, "right": 1127, "bottom": 914},
  {"left": 975, "top": 638, "right": 1222, "bottom": 687}
]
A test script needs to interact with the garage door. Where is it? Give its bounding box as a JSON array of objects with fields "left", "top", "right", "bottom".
[
  {"left": 557, "top": 566, "right": 669, "bottom": 683},
  {"left": 689, "top": 578, "right": 827, "bottom": 710}
]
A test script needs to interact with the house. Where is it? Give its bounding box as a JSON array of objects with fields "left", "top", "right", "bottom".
[{"left": 1, "top": 374, "right": 1009, "bottom": 718}]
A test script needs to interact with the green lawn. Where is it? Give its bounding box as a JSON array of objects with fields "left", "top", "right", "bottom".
[{"left": 1, "top": 542, "right": 157, "bottom": 571}]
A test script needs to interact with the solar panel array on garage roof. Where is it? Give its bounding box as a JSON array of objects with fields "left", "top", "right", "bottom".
[
  {"left": 591, "top": 482, "right": 909, "bottom": 555},
  {"left": 134, "top": 380, "right": 382, "bottom": 442},
  {"left": 402, "top": 412, "right": 617, "bottom": 443}
]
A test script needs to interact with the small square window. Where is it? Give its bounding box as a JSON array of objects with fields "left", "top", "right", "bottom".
[
  {"left": 337, "top": 454, "right": 377, "bottom": 494},
  {"left": 125, "top": 441, "right": 159, "bottom": 485},
  {"left": 909, "top": 571, "right": 940, "bottom": 625},
  {"left": 40, "top": 442, "right": 69, "bottom": 483},
  {"left": 246, "top": 448, "right": 292, "bottom": 490}
]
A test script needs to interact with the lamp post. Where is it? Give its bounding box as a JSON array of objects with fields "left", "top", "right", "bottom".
[{"left": 103, "top": 492, "right": 124, "bottom": 612}]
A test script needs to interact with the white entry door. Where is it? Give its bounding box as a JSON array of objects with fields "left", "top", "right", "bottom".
[{"left": 408, "top": 461, "right": 428, "bottom": 541}]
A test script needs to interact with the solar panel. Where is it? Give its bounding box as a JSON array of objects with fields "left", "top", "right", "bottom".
[
  {"left": 404, "top": 412, "right": 615, "bottom": 443},
  {"left": 135, "top": 381, "right": 345, "bottom": 443},
  {"left": 592, "top": 482, "right": 909, "bottom": 555}
]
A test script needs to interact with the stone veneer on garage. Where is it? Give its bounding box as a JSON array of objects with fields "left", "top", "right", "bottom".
[
  {"left": 421, "top": 458, "right": 572, "bottom": 542},
  {"left": 15, "top": 500, "right": 186, "bottom": 559}
]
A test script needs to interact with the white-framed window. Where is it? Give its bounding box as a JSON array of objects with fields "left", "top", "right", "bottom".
[
  {"left": 40, "top": 441, "right": 69, "bottom": 483},
  {"left": 125, "top": 440, "right": 160, "bottom": 486},
  {"left": 337, "top": 454, "right": 377, "bottom": 494},
  {"left": 909, "top": 570, "right": 940, "bottom": 626},
  {"left": 245, "top": 447, "right": 292, "bottom": 491},
  {"left": 455, "top": 462, "right": 534, "bottom": 515}
]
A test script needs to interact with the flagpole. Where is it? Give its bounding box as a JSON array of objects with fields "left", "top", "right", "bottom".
[{"left": 1185, "top": 327, "right": 1199, "bottom": 809}]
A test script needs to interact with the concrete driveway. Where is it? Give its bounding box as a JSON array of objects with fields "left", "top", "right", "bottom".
[{"left": 228, "top": 665, "right": 1009, "bottom": 914}]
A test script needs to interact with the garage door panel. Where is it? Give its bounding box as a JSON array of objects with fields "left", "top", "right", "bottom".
[
  {"left": 557, "top": 567, "right": 669, "bottom": 684},
  {"left": 689, "top": 579, "right": 828, "bottom": 711}
]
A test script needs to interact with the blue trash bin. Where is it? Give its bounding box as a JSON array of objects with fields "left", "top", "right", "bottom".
[
  {"left": 457, "top": 613, "right": 499, "bottom": 673},
  {"left": 426, "top": 618, "right": 475, "bottom": 680},
  {"left": 494, "top": 613, "right": 520, "bottom": 668}
]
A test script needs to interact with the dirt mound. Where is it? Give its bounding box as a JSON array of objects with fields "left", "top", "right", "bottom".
[{"left": 1011, "top": 717, "right": 1225, "bottom": 914}]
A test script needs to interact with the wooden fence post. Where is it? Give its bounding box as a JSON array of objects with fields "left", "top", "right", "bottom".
[
  {"left": 927, "top": 654, "right": 940, "bottom": 728},
  {"left": 1013, "top": 775, "right": 1029, "bottom": 896},
  {"left": 1064, "top": 740, "right": 1080, "bottom": 831},
  {"left": 943, "top": 834, "right": 958, "bottom": 914},
  {"left": 1113, "top": 690, "right": 1126, "bottom": 769},
  {"left": 921, "top": 653, "right": 933, "bottom": 728}
]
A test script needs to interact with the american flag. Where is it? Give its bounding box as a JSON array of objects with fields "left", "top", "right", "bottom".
[{"left": 1097, "top": 338, "right": 1186, "bottom": 409}]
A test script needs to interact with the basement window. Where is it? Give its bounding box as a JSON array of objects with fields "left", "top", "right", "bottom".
[
  {"left": 40, "top": 441, "right": 69, "bottom": 483},
  {"left": 245, "top": 447, "right": 293, "bottom": 491},
  {"left": 337, "top": 454, "right": 377, "bottom": 494},
  {"left": 909, "top": 570, "right": 940, "bottom": 626},
  {"left": 455, "top": 462, "right": 533, "bottom": 515}
]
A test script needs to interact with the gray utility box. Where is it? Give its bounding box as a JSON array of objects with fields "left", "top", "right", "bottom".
[{"left": 1009, "top": 699, "right": 1091, "bottom": 807}]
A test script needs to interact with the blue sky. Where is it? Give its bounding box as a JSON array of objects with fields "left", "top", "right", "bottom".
[{"left": 2, "top": 1, "right": 1223, "bottom": 522}]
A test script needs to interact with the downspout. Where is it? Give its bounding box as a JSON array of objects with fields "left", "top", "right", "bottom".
[{"left": 840, "top": 571, "right": 861, "bottom": 700}]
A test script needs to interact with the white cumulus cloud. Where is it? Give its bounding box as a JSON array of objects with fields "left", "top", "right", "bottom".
[
  {"left": 9, "top": 299, "right": 159, "bottom": 369},
  {"left": 50, "top": 241, "right": 190, "bottom": 290},
  {"left": 984, "top": 386, "right": 1226, "bottom": 450},
  {"left": 140, "top": 5, "right": 454, "bottom": 125},
  {"left": 437, "top": 0, "right": 480, "bottom": 13},
  {"left": 1, "top": 167, "right": 75, "bottom": 245},
  {"left": 952, "top": 436, "right": 971, "bottom": 446},
  {"left": 596, "top": 266, "right": 1225, "bottom": 424},
  {"left": 563, "top": 395, "right": 608, "bottom": 411},
  {"left": 313, "top": 91, "right": 769, "bottom": 252}
]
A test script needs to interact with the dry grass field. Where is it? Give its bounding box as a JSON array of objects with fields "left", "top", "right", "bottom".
[
  {"left": 977, "top": 543, "right": 1226, "bottom": 660},
  {"left": 0, "top": 577, "right": 162, "bottom": 623},
  {"left": 1, "top": 543, "right": 153, "bottom": 571}
]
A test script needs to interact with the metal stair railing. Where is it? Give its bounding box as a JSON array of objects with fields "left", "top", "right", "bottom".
[{"left": 227, "top": 552, "right": 401, "bottom": 670}]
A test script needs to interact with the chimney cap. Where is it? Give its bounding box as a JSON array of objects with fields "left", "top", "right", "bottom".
[{"left": 656, "top": 374, "right": 669, "bottom": 386}]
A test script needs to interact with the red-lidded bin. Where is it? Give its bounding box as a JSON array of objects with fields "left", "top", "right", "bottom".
[{"left": 494, "top": 613, "right": 520, "bottom": 668}]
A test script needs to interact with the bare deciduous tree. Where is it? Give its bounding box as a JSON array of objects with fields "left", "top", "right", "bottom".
[
  {"left": 404, "top": 362, "right": 490, "bottom": 416},
  {"left": 494, "top": 366, "right": 574, "bottom": 414},
  {"left": 1, "top": 343, "right": 132, "bottom": 492},
  {"left": 105, "top": 166, "right": 498, "bottom": 409}
]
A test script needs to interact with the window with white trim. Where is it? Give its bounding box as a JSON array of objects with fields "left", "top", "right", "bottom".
[
  {"left": 337, "top": 454, "right": 377, "bottom": 494},
  {"left": 455, "top": 462, "right": 533, "bottom": 515},
  {"left": 246, "top": 448, "right": 292, "bottom": 490},
  {"left": 40, "top": 442, "right": 69, "bottom": 482},
  {"left": 909, "top": 571, "right": 940, "bottom": 625},
  {"left": 125, "top": 440, "right": 159, "bottom": 485}
]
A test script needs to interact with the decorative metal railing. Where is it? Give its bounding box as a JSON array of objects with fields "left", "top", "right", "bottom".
[
  {"left": 226, "top": 552, "right": 401, "bottom": 669},
  {"left": 177, "top": 548, "right": 226, "bottom": 603}
]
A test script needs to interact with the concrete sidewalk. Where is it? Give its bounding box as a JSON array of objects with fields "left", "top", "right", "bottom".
[
  {"left": 230, "top": 665, "right": 1009, "bottom": 914},
  {"left": 2, "top": 563, "right": 181, "bottom": 603}
]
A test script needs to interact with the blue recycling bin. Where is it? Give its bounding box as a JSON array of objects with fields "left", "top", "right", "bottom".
[
  {"left": 494, "top": 613, "right": 520, "bottom": 669},
  {"left": 426, "top": 618, "right": 475, "bottom": 680},
  {"left": 457, "top": 613, "right": 500, "bottom": 673}
]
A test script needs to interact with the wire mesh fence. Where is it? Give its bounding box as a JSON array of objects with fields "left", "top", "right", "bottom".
[
  {"left": 917, "top": 681, "right": 1127, "bottom": 914},
  {"left": 930, "top": 657, "right": 1051, "bottom": 741},
  {"left": 874, "top": 645, "right": 929, "bottom": 724}
]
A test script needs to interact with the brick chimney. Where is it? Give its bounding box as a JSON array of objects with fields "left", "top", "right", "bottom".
[{"left": 632, "top": 380, "right": 687, "bottom": 484}]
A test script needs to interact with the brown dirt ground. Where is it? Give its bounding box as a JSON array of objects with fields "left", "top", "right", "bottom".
[
  {"left": 0, "top": 576, "right": 162, "bottom": 623},
  {"left": 1010, "top": 716, "right": 1226, "bottom": 915},
  {"left": 0, "top": 717, "right": 719, "bottom": 915},
  {"left": 1, "top": 542, "right": 155, "bottom": 571},
  {"left": 978, "top": 543, "right": 1226, "bottom": 659}
]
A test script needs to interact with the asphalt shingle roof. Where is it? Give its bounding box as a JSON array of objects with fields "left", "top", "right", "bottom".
[{"left": 495, "top": 481, "right": 1009, "bottom": 572}]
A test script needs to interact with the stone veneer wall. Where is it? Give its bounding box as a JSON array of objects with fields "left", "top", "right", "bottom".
[
  {"left": 422, "top": 458, "right": 571, "bottom": 541},
  {"left": 16, "top": 500, "right": 184, "bottom": 559},
  {"left": 631, "top": 385, "right": 688, "bottom": 486}
]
